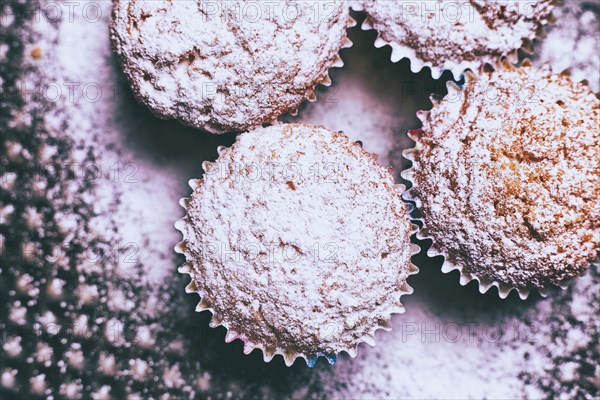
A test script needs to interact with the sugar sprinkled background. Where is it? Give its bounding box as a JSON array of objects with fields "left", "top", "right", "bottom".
[{"left": 1, "top": 1, "right": 598, "bottom": 399}]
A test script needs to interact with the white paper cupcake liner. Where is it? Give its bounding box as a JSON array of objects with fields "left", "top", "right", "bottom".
[
  {"left": 400, "top": 59, "right": 598, "bottom": 300},
  {"left": 175, "top": 146, "right": 421, "bottom": 367}
]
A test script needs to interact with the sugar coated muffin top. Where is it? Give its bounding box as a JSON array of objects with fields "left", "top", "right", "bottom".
[
  {"left": 356, "top": 0, "right": 554, "bottom": 77},
  {"left": 176, "top": 123, "right": 417, "bottom": 365},
  {"left": 111, "top": 0, "right": 351, "bottom": 133},
  {"left": 406, "top": 61, "right": 599, "bottom": 291}
]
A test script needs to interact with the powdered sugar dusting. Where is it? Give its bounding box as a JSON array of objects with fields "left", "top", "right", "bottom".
[{"left": 535, "top": 0, "right": 600, "bottom": 92}]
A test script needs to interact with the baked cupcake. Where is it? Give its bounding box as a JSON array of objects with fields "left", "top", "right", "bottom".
[
  {"left": 175, "top": 123, "right": 418, "bottom": 366},
  {"left": 110, "top": 1, "right": 353, "bottom": 134},
  {"left": 402, "top": 60, "right": 599, "bottom": 299},
  {"left": 354, "top": 0, "right": 555, "bottom": 78}
]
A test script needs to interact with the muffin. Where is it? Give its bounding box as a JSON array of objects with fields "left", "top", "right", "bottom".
[
  {"left": 402, "top": 60, "right": 599, "bottom": 298},
  {"left": 354, "top": 0, "right": 555, "bottom": 78},
  {"left": 110, "top": 1, "right": 353, "bottom": 134},
  {"left": 175, "top": 123, "right": 418, "bottom": 366}
]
